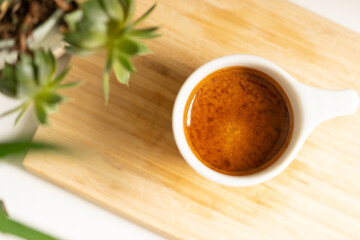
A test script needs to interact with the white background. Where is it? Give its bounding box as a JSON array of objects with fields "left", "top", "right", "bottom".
[{"left": 1, "top": 1, "right": 359, "bottom": 239}]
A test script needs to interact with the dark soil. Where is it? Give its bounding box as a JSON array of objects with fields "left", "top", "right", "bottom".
[{"left": 0, "top": 0, "right": 75, "bottom": 51}]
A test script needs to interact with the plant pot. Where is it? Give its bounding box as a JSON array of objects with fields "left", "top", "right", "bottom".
[{"left": 0, "top": 9, "right": 70, "bottom": 143}]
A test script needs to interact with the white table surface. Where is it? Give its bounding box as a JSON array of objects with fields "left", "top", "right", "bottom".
[{"left": 1, "top": 1, "right": 359, "bottom": 239}]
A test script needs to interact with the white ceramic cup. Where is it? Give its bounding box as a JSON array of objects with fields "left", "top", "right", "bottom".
[{"left": 172, "top": 54, "right": 359, "bottom": 186}]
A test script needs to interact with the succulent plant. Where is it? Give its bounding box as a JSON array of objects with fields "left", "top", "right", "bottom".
[
  {"left": 64, "top": 0, "right": 159, "bottom": 103},
  {"left": 0, "top": 49, "right": 80, "bottom": 124}
]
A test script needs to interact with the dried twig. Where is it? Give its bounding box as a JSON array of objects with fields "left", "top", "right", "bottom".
[
  {"left": 18, "top": 1, "right": 41, "bottom": 52},
  {"left": 54, "top": 0, "right": 72, "bottom": 11},
  {"left": 0, "top": 0, "right": 10, "bottom": 21}
]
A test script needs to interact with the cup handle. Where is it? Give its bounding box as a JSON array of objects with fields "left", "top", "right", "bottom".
[{"left": 297, "top": 83, "right": 359, "bottom": 131}]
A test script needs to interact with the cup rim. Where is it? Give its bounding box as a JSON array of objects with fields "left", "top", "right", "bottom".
[{"left": 172, "top": 54, "right": 307, "bottom": 186}]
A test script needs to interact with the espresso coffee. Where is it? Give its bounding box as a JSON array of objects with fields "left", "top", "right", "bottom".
[{"left": 184, "top": 67, "right": 293, "bottom": 175}]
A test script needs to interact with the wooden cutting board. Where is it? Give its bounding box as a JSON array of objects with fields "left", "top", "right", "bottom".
[{"left": 24, "top": 0, "right": 360, "bottom": 239}]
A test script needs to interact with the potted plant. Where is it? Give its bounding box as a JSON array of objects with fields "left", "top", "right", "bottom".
[
  {"left": 0, "top": 0, "right": 159, "bottom": 141},
  {"left": 0, "top": 0, "right": 74, "bottom": 142},
  {"left": 0, "top": 0, "right": 159, "bottom": 238}
]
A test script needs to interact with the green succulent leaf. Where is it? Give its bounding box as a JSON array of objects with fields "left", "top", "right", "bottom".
[
  {"left": 0, "top": 200, "right": 59, "bottom": 240},
  {"left": 0, "top": 64, "right": 17, "bottom": 97},
  {"left": 51, "top": 67, "right": 71, "bottom": 87},
  {"left": 133, "top": 3, "right": 157, "bottom": 26},
  {"left": 116, "top": 38, "right": 138, "bottom": 55},
  {"left": 99, "top": 0, "right": 124, "bottom": 22},
  {"left": 116, "top": 38, "right": 151, "bottom": 56},
  {"left": 35, "top": 101, "right": 47, "bottom": 124},
  {"left": 16, "top": 54, "right": 47, "bottom": 99},
  {"left": 34, "top": 50, "right": 56, "bottom": 85},
  {"left": 129, "top": 27, "right": 160, "bottom": 39},
  {"left": 132, "top": 39, "right": 151, "bottom": 55},
  {"left": 0, "top": 101, "right": 30, "bottom": 126},
  {"left": 58, "top": 81, "right": 83, "bottom": 89},
  {"left": 48, "top": 49, "right": 57, "bottom": 79},
  {"left": 15, "top": 54, "right": 37, "bottom": 98},
  {"left": 34, "top": 51, "right": 47, "bottom": 84},
  {"left": 14, "top": 103, "right": 30, "bottom": 125},
  {"left": 40, "top": 93, "right": 64, "bottom": 105},
  {"left": 113, "top": 59, "right": 130, "bottom": 85},
  {"left": 123, "top": 0, "right": 135, "bottom": 24},
  {"left": 0, "top": 141, "right": 60, "bottom": 158},
  {"left": 117, "top": 54, "right": 135, "bottom": 72},
  {"left": 64, "top": 9, "right": 84, "bottom": 31},
  {"left": 65, "top": 45, "right": 103, "bottom": 57},
  {"left": 0, "top": 213, "right": 59, "bottom": 240},
  {"left": 15, "top": 54, "right": 35, "bottom": 84},
  {"left": 103, "top": 52, "right": 113, "bottom": 104},
  {"left": 0, "top": 104, "right": 23, "bottom": 118},
  {"left": 103, "top": 71, "right": 110, "bottom": 104},
  {"left": 82, "top": 0, "right": 109, "bottom": 23}
]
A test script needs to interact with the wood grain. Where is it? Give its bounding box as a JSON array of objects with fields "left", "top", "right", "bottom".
[{"left": 24, "top": 0, "right": 360, "bottom": 239}]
